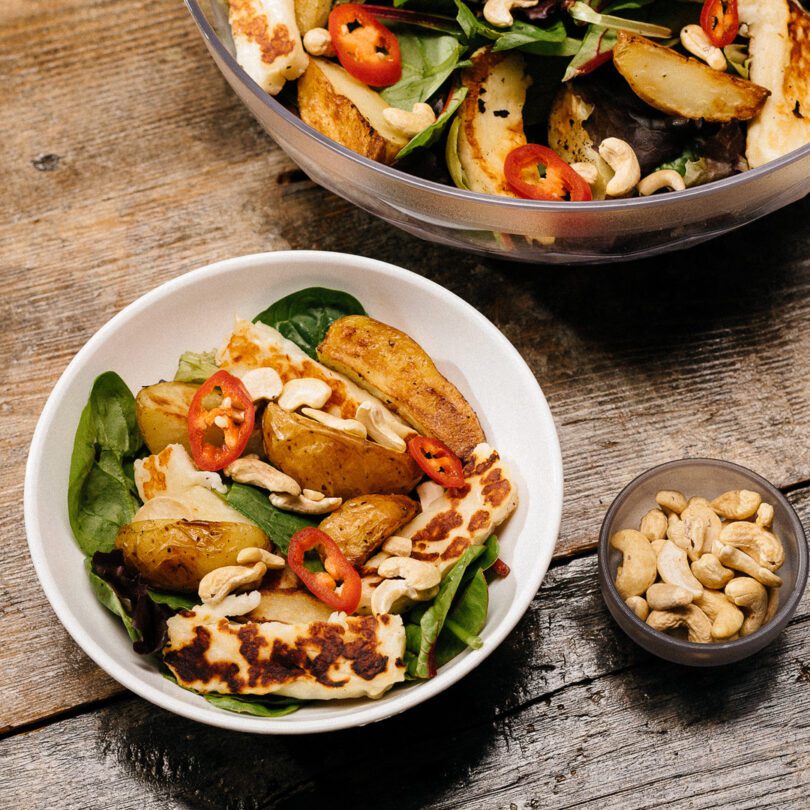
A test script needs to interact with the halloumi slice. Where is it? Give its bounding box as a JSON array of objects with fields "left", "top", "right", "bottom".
[
  {"left": 217, "top": 319, "right": 411, "bottom": 429},
  {"left": 740, "top": 0, "right": 810, "bottom": 166},
  {"left": 164, "top": 610, "right": 406, "bottom": 700}
]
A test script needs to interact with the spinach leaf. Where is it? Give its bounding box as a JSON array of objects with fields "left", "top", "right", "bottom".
[
  {"left": 438, "top": 569, "right": 488, "bottom": 664},
  {"left": 253, "top": 287, "right": 366, "bottom": 359},
  {"left": 174, "top": 350, "right": 218, "bottom": 383},
  {"left": 225, "top": 482, "right": 317, "bottom": 555},
  {"left": 381, "top": 32, "right": 465, "bottom": 111},
  {"left": 411, "top": 543, "right": 486, "bottom": 678},
  {"left": 204, "top": 693, "right": 302, "bottom": 717},
  {"left": 147, "top": 589, "right": 198, "bottom": 610},
  {"left": 68, "top": 372, "right": 144, "bottom": 555},
  {"left": 85, "top": 558, "right": 139, "bottom": 642},
  {"left": 395, "top": 86, "right": 467, "bottom": 160},
  {"left": 563, "top": 25, "right": 616, "bottom": 81}
]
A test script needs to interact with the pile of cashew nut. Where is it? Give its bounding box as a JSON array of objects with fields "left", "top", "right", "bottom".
[{"left": 612, "top": 488, "right": 785, "bottom": 643}]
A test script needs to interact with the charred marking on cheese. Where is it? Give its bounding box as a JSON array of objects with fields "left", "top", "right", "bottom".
[
  {"left": 411, "top": 548, "right": 440, "bottom": 562},
  {"left": 482, "top": 468, "right": 511, "bottom": 508},
  {"left": 139, "top": 447, "right": 172, "bottom": 499},
  {"left": 164, "top": 625, "right": 244, "bottom": 692},
  {"left": 229, "top": 0, "right": 294, "bottom": 64},
  {"left": 464, "top": 450, "right": 499, "bottom": 478},
  {"left": 441, "top": 536, "right": 470, "bottom": 560},
  {"left": 411, "top": 510, "right": 464, "bottom": 546},
  {"left": 468, "top": 509, "right": 490, "bottom": 534}
]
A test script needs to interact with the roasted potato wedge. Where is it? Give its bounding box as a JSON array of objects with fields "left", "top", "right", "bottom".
[
  {"left": 249, "top": 588, "right": 334, "bottom": 624},
  {"left": 262, "top": 403, "right": 423, "bottom": 499},
  {"left": 297, "top": 59, "right": 408, "bottom": 164},
  {"left": 294, "top": 0, "right": 331, "bottom": 32},
  {"left": 136, "top": 382, "right": 199, "bottom": 454},
  {"left": 613, "top": 32, "right": 770, "bottom": 122},
  {"left": 453, "top": 47, "right": 531, "bottom": 195},
  {"left": 318, "top": 315, "right": 485, "bottom": 459},
  {"left": 319, "top": 494, "right": 420, "bottom": 566},
  {"left": 115, "top": 519, "right": 269, "bottom": 592}
]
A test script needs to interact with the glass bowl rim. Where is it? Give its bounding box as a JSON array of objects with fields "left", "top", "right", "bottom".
[
  {"left": 186, "top": 0, "right": 810, "bottom": 215},
  {"left": 598, "top": 457, "right": 809, "bottom": 653}
]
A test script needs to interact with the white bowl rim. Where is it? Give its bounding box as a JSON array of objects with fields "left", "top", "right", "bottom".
[
  {"left": 24, "top": 250, "right": 564, "bottom": 735},
  {"left": 184, "top": 0, "right": 810, "bottom": 215}
]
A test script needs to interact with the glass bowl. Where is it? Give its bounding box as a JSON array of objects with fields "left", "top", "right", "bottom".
[
  {"left": 185, "top": 0, "right": 810, "bottom": 264},
  {"left": 598, "top": 458, "right": 808, "bottom": 666}
]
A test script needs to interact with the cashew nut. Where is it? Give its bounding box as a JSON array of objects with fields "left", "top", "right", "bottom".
[
  {"left": 239, "top": 367, "right": 283, "bottom": 402},
  {"left": 610, "top": 529, "right": 658, "bottom": 599},
  {"left": 382, "top": 103, "right": 436, "bottom": 138},
  {"left": 764, "top": 587, "right": 780, "bottom": 624},
  {"left": 570, "top": 161, "right": 598, "bottom": 186},
  {"left": 656, "top": 540, "right": 703, "bottom": 599},
  {"left": 377, "top": 556, "right": 441, "bottom": 591},
  {"left": 713, "top": 542, "right": 782, "bottom": 587},
  {"left": 598, "top": 138, "right": 641, "bottom": 197},
  {"left": 417, "top": 480, "right": 445, "bottom": 510},
  {"left": 666, "top": 513, "right": 689, "bottom": 550},
  {"left": 200, "top": 590, "right": 262, "bottom": 619},
  {"left": 693, "top": 589, "right": 744, "bottom": 639},
  {"left": 382, "top": 535, "right": 412, "bottom": 557},
  {"left": 225, "top": 456, "right": 301, "bottom": 495},
  {"left": 355, "top": 401, "right": 410, "bottom": 452},
  {"left": 710, "top": 489, "right": 762, "bottom": 520},
  {"left": 640, "top": 508, "right": 668, "bottom": 541},
  {"left": 690, "top": 553, "right": 734, "bottom": 590},
  {"left": 302, "top": 488, "right": 325, "bottom": 501},
  {"left": 370, "top": 578, "right": 438, "bottom": 615},
  {"left": 725, "top": 577, "right": 768, "bottom": 636},
  {"left": 277, "top": 378, "right": 332, "bottom": 411},
  {"left": 719, "top": 521, "right": 784, "bottom": 571},
  {"left": 755, "top": 502, "right": 774, "bottom": 529},
  {"left": 301, "top": 407, "right": 367, "bottom": 439},
  {"left": 656, "top": 490, "right": 687, "bottom": 515},
  {"left": 364, "top": 551, "right": 391, "bottom": 570},
  {"left": 637, "top": 170, "right": 686, "bottom": 196},
  {"left": 270, "top": 491, "right": 342, "bottom": 514},
  {"left": 482, "top": 0, "right": 540, "bottom": 27},
  {"left": 302, "top": 27, "right": 334, "bottom": 57},
  {"left": 236, "top": 547, "right": 286, "bottom": 568},
  {"left": 647, "top": 605, "right": 712, "bottom": 643},
  {"left": 646, "top": 582, "right": 694, "bottom": 611},
  {"left": 681, "top": 501, "right": 722, "bottom": 558},
  {"left": 680, "top": 24, "right": 727, "bottom": 71},
  {"left": 651, "top": 538, "right": 667, "bottom": 556},
  {"left": 198, "top": 562, "right": 267, "bottom": 604},
  {"left": 626, "top": 596, "right": 649, "bottom": 621}
]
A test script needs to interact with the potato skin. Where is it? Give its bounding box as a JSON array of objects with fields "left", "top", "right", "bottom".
[
  {"left": 115, "top": 519, "right": 269, "bottom": 592},
  {"left": 262, "top": 403, "right": 422, "bottom": 499},
  {"left": 319, "top": 494, "right": 420, "bottom": 566},
  {"left": 135, "top": 382, "right": 199, "bottom": 454},
  {"left": 317, "top": 315, "right": 485, "bottom": 459}
]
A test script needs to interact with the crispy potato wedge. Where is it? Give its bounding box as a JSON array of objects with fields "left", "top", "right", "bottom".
[
  {"left": 294, "top": 0, "right": 331, "bottom": 32},
  {"left": 454, "top": 47, "right": 531, "bottom": 195},
  {"left": 319, "top": 494, "right": 420, "bottom": 566},
  {"left": 115, "top": 519, "right": 269, "bottom": 592},
  {"left": 318, "top": 315, "right": 485, "bottom": 459},
  {"left": 262, "top": 403, "right": 423, "bottom": 499},
  {"left": 613, "top": 32, "right": 770, "bottom": 122},
  {"left": 297, "top": 59, "right": 408, "bottom": 164},
  {"left": 136, "top": 382, "right": 199, "bottom": 454}
]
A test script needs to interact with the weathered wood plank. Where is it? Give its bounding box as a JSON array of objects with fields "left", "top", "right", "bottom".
[
  {"left": 2, "top": 488, "right": 808, "bottom": 809},
  {"left": 2, "top": 0, "right": 810, "bottom": 733}
]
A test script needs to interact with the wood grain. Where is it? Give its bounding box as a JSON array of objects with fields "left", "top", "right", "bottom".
[
  {"left": 2, "top": 488, "right": 808, "bottom": 809},
  {"left": 1, "top": 0, "right": 809, "bottom": 743}
]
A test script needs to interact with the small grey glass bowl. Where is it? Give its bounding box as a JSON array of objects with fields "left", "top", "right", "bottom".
[{"left": 598, "top": 458, "right": 808, "bottom": 666}]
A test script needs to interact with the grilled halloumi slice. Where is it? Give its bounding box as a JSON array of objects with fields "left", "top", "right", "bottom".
[
  {"left": 740, "top": 0, "right": 810, "bottom": 167},
  {"left": 228, "top": 0, "right": 309, "bottom": 96},
  {"left": 217, "top": 318, "right": 411, "bottom": 429},
  {"left": 133, "top": 444, "right": 254, "bottom": 524},
  {"left": 359, "top": 443, "right": 518, "bottom": 612},
  {"left": 164, "top": 609, "right": 406, "bottom": 700}
]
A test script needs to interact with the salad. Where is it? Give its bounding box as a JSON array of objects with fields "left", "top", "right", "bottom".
[
  {"left": 68, "top": 287, "right": 517, "bottom": 716},
  {"left": 224, "top": 0, "right": 810, "bottom": 201}
]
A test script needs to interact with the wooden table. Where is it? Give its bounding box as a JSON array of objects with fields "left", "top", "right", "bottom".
[{"left": 2, "top": 1, "right": 809, "bottom": 806}]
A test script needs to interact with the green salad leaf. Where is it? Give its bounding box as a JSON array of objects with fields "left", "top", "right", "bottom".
[
  {"left": 68, "top": 372, "right": 145, "bottom": 555},
  {"left": 396, "top": 85, "right": 467, "bottom": 160},
  {"left": 253, "top": 287, "right": 366, "bottom": 359},
  {"left": 174, "top": 350, "right": 218, "bottom": 383},
  {"left": 147, "top": 589, "right": 198, "bottom": 611},
  {"left": 382, "top": 32, "right": 465, "bottom": 111},
  {"left": 85, "top": 558, "right": 139, "bottom": 641},
  {"left": 203, "top": 693, "right": 302, "bottom": 717}
]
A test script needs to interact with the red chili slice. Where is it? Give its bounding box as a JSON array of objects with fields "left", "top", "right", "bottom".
[
  {"left": 504, "top": 144, "right": 593, "bottom": 202},
  {"left": 288, "top": 527, "right": 362, "bottom": 613},
  {"left": 492, "top": 558, "right": 511, "bottom": 578},
  {"left": 408, "top": 436, "right": 465, "bottom": 489},
  {"left": 186, "top": 370, "right": 255, "bottom": 472},
  {"left": 700, "top": 0, "right": 739, "bottom": 48},
  {"left": 328, "top": 4, "right": 402, "bottom": 88}
]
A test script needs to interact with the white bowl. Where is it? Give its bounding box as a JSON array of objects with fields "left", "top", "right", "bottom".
[{"left": 25, "top": 250, "right": 563, "bottom": 734}]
